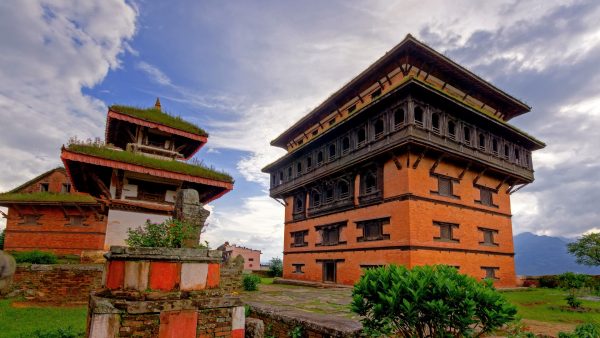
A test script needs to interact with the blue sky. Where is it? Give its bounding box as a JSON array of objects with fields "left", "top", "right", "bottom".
[{"left": 1, "top": 0, "right": 600, "bottom": 261}]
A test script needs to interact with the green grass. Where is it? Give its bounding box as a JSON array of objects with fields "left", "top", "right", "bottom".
[
  {"left": 502, "top": 288, "right": 600, "bottom": 324},
  {"left": 0, "top": 299, "right": 87, "bottom": 337},
  {"left": 67, "top": 143, "right": 233, "bottom": 183},
  {"left": 260, "top": 277, "right": 274, "bottom": 285},
  {"left": 110, "top": 105, "right": 207, "bottom": 136},
  {"left": 0, "top": 192, "right": 97, "bottom": 203}
]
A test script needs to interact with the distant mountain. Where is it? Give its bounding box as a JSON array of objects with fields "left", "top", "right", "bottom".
[{"left": 514, "top": 232, "right": 600, "bottom": 276}]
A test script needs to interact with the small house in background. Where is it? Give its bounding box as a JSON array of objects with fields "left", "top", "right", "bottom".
[{"left": 217, "top": 242, "right": 261, "bottom": 271}]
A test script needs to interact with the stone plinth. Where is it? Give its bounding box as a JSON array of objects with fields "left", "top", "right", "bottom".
[{"left": 87, "top": 246, "right": 245, "bottom": 338}]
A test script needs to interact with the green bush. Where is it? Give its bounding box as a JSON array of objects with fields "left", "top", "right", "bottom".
[
  {"left": 268, "top": 257, "right": 282, "bottom": 277},
  {"left": 558, "top": 272, "right": 590, "bottom": 309},
  {"left": 125, "top": 218, "right": 195, "bottom": 248},
  {"left": 558, "top": 323, "right": 600, "bottom": 338},
  {"left": 13, "top": 250, "right": 57, "bottom": 264},
  {"left": 22, "top": 327, "right": 84, "bottom": 338},
  {"left": 0, "top": 228, "right": 4, "bottom": 250},
  {"left": 242, "top": 274, "right": 261, "bottom": 291},
  {"left": 351, "top": 264, "right": 517, "bottom": 337},
  {"left": 538, "top": 275, "right": 560, "bottom": 288}
]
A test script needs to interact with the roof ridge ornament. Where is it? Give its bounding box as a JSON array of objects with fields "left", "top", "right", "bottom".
[{"left": 154, "top": 97, "right": 161, "bottom": 111}]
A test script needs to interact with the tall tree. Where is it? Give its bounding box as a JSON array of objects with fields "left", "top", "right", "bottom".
[{"left": 567, "top": 232, "right": 600, "bottom": 266}]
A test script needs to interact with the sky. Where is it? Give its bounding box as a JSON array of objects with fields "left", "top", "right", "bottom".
[{"left": 1, "top": 0, "right": 599, "bottom": 262}]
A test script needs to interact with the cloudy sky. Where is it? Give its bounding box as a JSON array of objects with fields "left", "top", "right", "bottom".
[{"left": 1, "top": 0, "right": 599, "bottom": 261}]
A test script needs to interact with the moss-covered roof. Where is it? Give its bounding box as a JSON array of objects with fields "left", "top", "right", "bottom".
[
  {"left": 0, "top": 192, "right": 97, "bottom": 203},
  {"left": 66, "top": 143, "right": 233, "bottom": 183},
  {"left": 109, "top": 105, "right": 208, "bottom": 137}
]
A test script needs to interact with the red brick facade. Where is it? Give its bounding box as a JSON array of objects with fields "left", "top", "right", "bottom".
[{"left": 2, "top": 168, "right": 106, "bottom": 255}]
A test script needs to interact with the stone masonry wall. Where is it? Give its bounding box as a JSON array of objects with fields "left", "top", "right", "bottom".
[{"left": 11, "top": 264, "right": 103, "bottom": 303}]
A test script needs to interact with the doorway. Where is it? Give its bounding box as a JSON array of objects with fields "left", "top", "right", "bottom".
[{"left": 323, "top": 261, "right": 336, "bottom": 283}]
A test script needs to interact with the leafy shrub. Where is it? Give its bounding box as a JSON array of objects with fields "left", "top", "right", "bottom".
[
  {"left": 558, "top": 323, "right": 600, "bottom": 338},
  {"left": 288, "top": 326, "right": 303, "bottom": 338},
  {"left": 538, "top": 275, "right": 560, "bottom": 288},
  {"left": 522, "top": 280, "right": 537, "bottom": 288},
  {"left": 13, "top": 250, "right": 57, "bottom": 264},
  {"left": 126, "top": 218, "right": 195, "bottom": 248},
  {"left": 351, "top": 264, "right": 517, "bottom": 337},
  {"left": 268, "top": 257, "right": 283, "bottom": 277},
  {"left": 558, "top": 272, "right": 590, "bottom": 309},
  {"left": 0, "top": 228, "right": 4, "bottom": 249},
  {"left": 22, "top": 327, "right": 84, "bottom": 338},
  {"left": 242, "top": 274, "right": 261, "bottom": 291}
]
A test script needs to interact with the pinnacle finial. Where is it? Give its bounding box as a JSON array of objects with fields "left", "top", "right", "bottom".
[{"left": 154, "top": 97, "right": 161, "bottom": 110}]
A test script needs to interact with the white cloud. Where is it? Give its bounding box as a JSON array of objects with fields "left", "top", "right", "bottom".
[
  {"left": 203, "top": 195, "right": 284, "bottom": 261},
  {"left": 136, "top": 61, "right": 172, "bottom": 86},
  {"left": 0, "top": 0, "right": 137, "bottom": 227}
]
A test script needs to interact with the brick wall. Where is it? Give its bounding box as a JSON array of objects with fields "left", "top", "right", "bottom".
[{"left": 12, "top": 264, "right": 103, "bottom": 303}]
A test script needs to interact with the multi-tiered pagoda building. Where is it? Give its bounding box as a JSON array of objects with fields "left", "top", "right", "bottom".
[{"left": 263, "top": 35, "right": 544, "bottom": 287}]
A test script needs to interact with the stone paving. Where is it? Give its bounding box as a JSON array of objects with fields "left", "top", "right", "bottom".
[{"left": 240, "top": 282, "right": 360, "bottom": 321}]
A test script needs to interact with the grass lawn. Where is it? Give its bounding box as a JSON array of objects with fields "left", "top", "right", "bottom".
[
  {"left": 0, "top": 299, "right": 87, "bottom": 338},
  {"left": 502, "top": 288, "right": 600, "bottom": 324},
  {"left": 260, "top": 277, "right": 274, "bottom": 285}
]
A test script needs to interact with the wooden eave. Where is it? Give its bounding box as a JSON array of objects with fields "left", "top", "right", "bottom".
[
  {"left": 105, "top": 109, "right": 207, "bottom": 159},
  {"left": 270, "top": 34, "right": 531, "bottom": 149},
  {"left": 61, "top": 149, "right": 233, "bottom": 190}
]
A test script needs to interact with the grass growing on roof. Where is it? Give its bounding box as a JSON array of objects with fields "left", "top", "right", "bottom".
[
  {"left": 67, "top": 143, "right": 233, "bottom": 183},
  {"left": 0, "top": 192, "right": 97, "bottom": 203},
  {"left": 110, "top": 104, "right": 208, "bottom": 137}
]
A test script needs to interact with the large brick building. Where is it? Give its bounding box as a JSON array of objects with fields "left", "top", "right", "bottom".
[
  {"left": 263, "top": 35, "right": 544, "bottom": 287},
  {"left": 1, "top": 100, "right": 233, "bottom": 255}
]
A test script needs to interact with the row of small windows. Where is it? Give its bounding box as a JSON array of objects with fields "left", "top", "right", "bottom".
[
  {"left": 432, "top": 175, "right": 498, "bottom": 207},
  {"left": 19, "top": 214, "right": 85, "bottom": 226},
  {"left": 274, "top": 102, "right": 530, "bottom": 186},
  {"left": 291, "top": 220, "right": 499, "bottom": 248}
]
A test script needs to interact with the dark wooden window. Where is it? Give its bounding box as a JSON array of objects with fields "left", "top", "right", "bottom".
[
  {"left": 360, "top": 264, "right": 384, "bottom": 270},
  {"left": 317, "top": 151, "right": 324, "bottom": 165},
  {"left": 328, "top": 144, "right": 336, "bottom": 160},
  {"left": 478, "top": 133, "right": 486, "bottom": 151},
  {"left": 325, "top": 187, "right": 334, "bottom": 204},
  {"left": 129, "top": 179, "right": 170, "bottom": 203},
  {"left": 448, "top": 120, "right": 457, "bottom": 140},
  {"left": 22, "top": 214, "right": 39, "bottom": 225},
  {"left": 434, "top": 222, "right": 459, "bottom": 242},
  {"left": 249, "top": 258, "right": 254, "bottom": 262},
  {"left": 61, "top": 183, "right": 71, "bottom": 193},
  {"left": 492, "top": 139, "right": 499, "bottom": 156},
  {"left": 357, "top": 127, "right": 367, "bottom": 147},
  {"left": 431, "top": 113, "right": 440, "bottom": 134},
  {"left": 69, "top": 215, "right": 84, "bottom": 226},
  {"left": 394, "top": 108, "right": 405, "bottom": 128},
  {"left": 374, "top": 119, "right": 385, "bottom": 140},
  {"left": 357, "top": 217, "right": 390, "bottom": 242},
  {"left": 40, "top": 183, "right": 49, "bottom": 192},
  {"left": 478, "top": 187, "right": 495, "bottom": 206},
  {"left": 294, "top": 195, "right": 304, "bottom": 213},
  {"left": 291, "top": 230, "right": 308, "bottom": 247},
  {"left": 364, "top": 173, "right": 377, "bottom": 194},
  {"left": 337, "top": 180, "right": 350, "bottom": 199},
  {"left": 279, "top": 171, "right": 284, "bottom": 184},
  {"left": 504, "top": 144, "right": 510, "bottom": 160},
  {"left": 348, "top": 104, "right": 357, "bottom": 114},
  {"left": 317, "top": 222, "right": 346, "bottom": 246},
  {"left": 436, "top": 176, "right": 455, "bottom": 197},
  {"left": 292, "top": 264, "right": 305, "bottom": 273},
  {"left": 341, "top": 137, "right": 350, "bottom": 155},
  {"left": 296, "top": 162, "right": 302, "bottom": 177},
  {"left": 479, "top": 228, "right": 499, "bottom": 246},
  {"left": 287, "top": 167, "right": 292, "bottom": 179},
  {"left": 463, "top": 126, "right": 472, "bottom": 146},
  {"left": 306, "top": 156, "right": 312, "bottom": 170},
  {"left": 514, "top": 149, "right": 521, "bottom": 165},
  {"left": 414, "top": 106, "right": 424, "bottom": 128},
  {"left": 311, "top": 191, "right": 321, "bottom": 208},
  {"left": 371, "top": 88, "right": 382, "bottom": 99},
  {"left": 482, "top": 266, "right": 499, "bottom": 279}
]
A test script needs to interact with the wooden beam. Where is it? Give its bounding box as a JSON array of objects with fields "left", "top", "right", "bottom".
[
  {"left": 458, "top": 162, "right": 472, "bottom": 180},
  {"left": 441, "top": 82, "right": 448, "bottom": 90},
  {"left": 0, "top": 209, "right": 7, "bottom": 218},
  {"left": 495, "top": 176, "right": 510, "bottom": 191},
  {"left": 510, "top": 183, "right": 529, "bottom": 195},
  {"left": 58, "top": 204, "right": 69, "bottom": 218},
  {"left": 472, "top": 168, "right": 487, "bottom": 185},
  {"left": 385, "top": 74, "right": 392, "bottom": 86},
  {"left": 90, "top": 172, "right": 111, "bottom": 199},
  {"left": 429, "top": 153, "right": 446, "bottom": 174},
  {"left": 412, "top": 149, "right": 427, "bottom": 169},
  {"left": 357, "top": 93, "right": 364, "bottom": 103},
  {"left": 392, "top": 150, "right": 403, "bottom": 170},
  {"left": 126, "top": 127, "right": 136, "bottom": 142},
  {"left": 336, "top": 109, "right": 343, "bottom": 117}
]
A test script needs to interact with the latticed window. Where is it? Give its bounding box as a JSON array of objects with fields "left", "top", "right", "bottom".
[
  {"left": 325, "top": 187, "right": 334, "bottom": 204},
  {"left": 394, "top": 108, "right": 405, "bottom": 129},
  {"left": 317, "top": 151, "right": 324, "bottom": 165},
  {"left": 478, "top": 133, "right": 486, "bottom": 151},
  {"left": 463, "top": 126, "right": 472, "bottom": 146},
  {"left": 492, "top": 139, "right": 499, "bottom": 155},
  {"left": 414, "top": 106, "right": 424, "bottom": 128},
  {"left": 69, "top": 215, "right": 84, "bottom": 226},
  {"left": 311, "top": 191, "right": 321, "bottom": 208},
  {"left": 357, "top": 218, "right": 390, "bottom": 242},
  {"left": 291, "top": 230, "right": 308, "bottom": 247},
  {"left": 374, "top": 119, "right": 384, "bottom": 140},
  {"left": 482, "top": 267, "right": 499, "bottom": 279},
  {"left": 448, "top": 120, "right": 457, "bottom": 140},
  {"left": 479, "top": 187, "right": 494, "bottom": 206},
  {"left": 321, "top": 227, "right": 340, "bottom": 245},
  {"left": 294, "top": 195, "right": 304, "bottom": 213},
  {"left": 479, "top": 228, "right": 498, "bottom": 246},
  {"left": 437, "top": 176, "right": 454, "bottom": 197},
  {"left": 357, "top": 127, "right": 367, "bottom": 147},
  {"left": 431, "top": 113, "right": 440, "bottom": 134},
  {"left": 337, "top": 180, "right": 350, "bottom": 199},
  {"left": 306, "top": 156, "right": 312, "bottom": 170},
  {"left": 22, "top": 214, "right": 38, "bottom": 225},
  {"left": 364, "top": 173, "right": 377, "bottom": 194},
  {"left": 296, "top": 162, "right": 302, "bottom": 177},
  {"left": 434, "top": 222, "right": 459, "bottom": 242},
  {"left": 328, "top": 144, "right": 336, "bottom": 160},
  {"left": 504, "top": 144, "right": 510, "bottom": 160},
  {"left": 341, "top": 137, "right": 350, "bottom": 155},
  {"left": 292, "top": 264, "right": 305, "bottom": 273}
]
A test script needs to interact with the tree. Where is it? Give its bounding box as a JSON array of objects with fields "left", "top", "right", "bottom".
[
  {"left": 268, "top": 257, "right": 283, "bottom": 277},
  {"left": 558, "top": 272, "right": 590, "bottom": 309},
  {"left": 567, "top": 232, "right": 600, "bottom": 266},
  {"left": 351, "top": 265, "right": 517, "bottom": 337}
]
